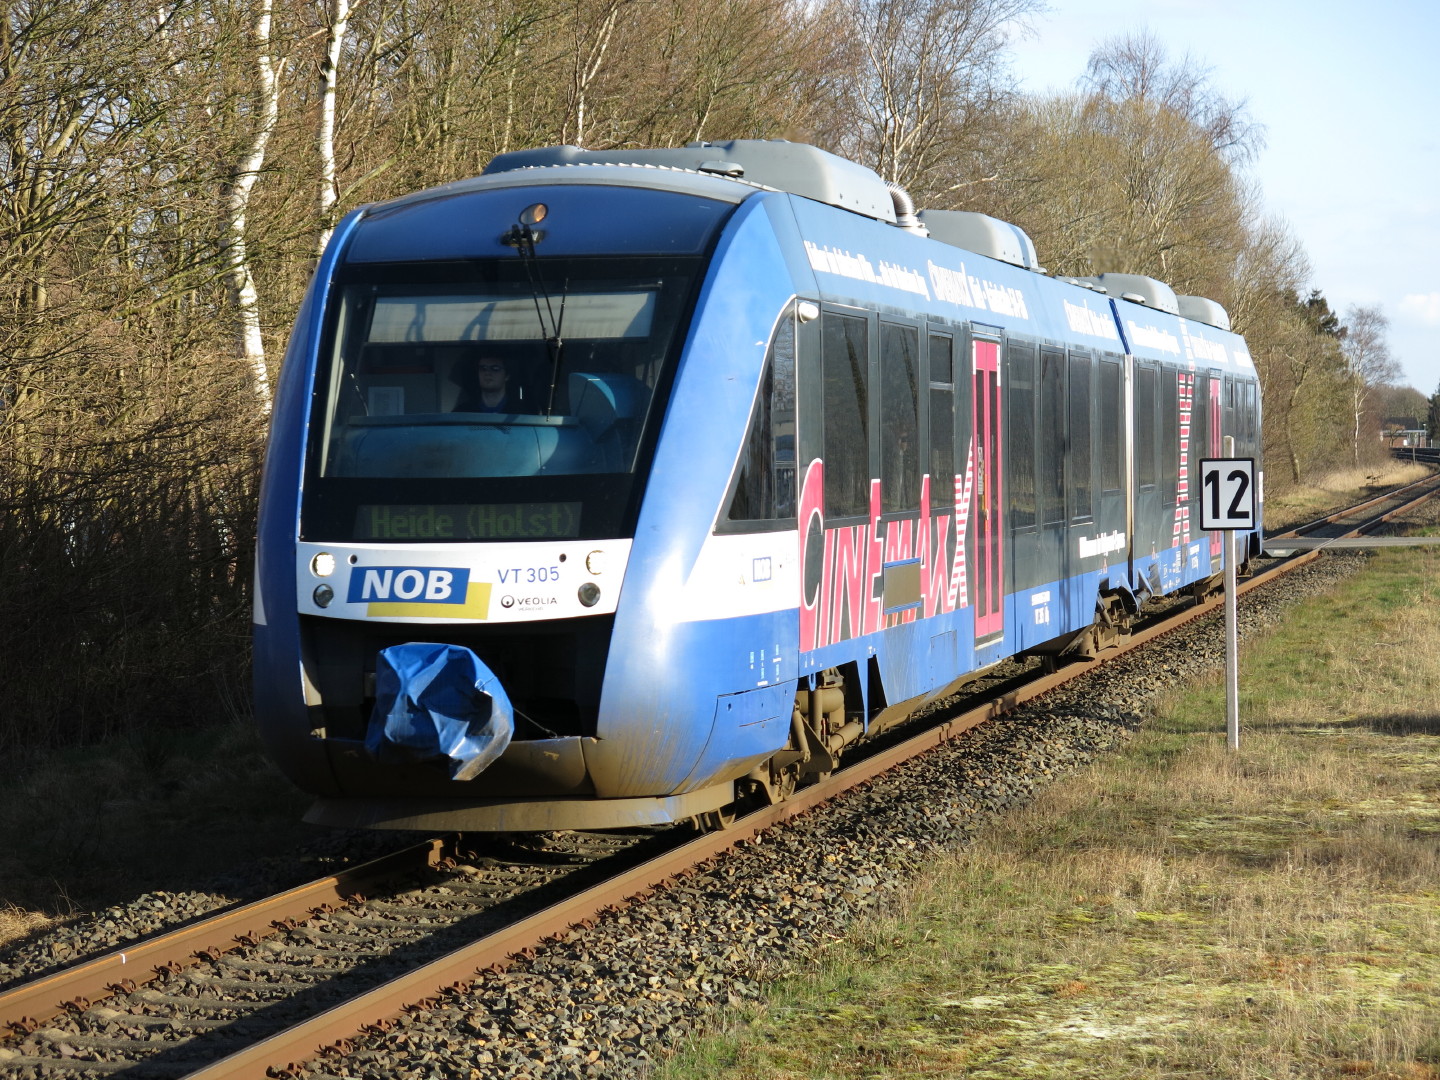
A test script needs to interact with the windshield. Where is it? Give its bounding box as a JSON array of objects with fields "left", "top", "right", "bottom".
[
  {"left": 316, "top": 256, "right": 696, "bottom": 480},
  {"left": 303, "top": 255, "right": 702, "bottom": 541}
]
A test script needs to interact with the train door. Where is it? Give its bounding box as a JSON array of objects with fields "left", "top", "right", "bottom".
[
  {"left": 1202, "top": 370, "right": 1222, "bottom": 565},
  {"left": 972, "top": 333, "right": 1003, "bottom": 645},
  {"left": 1097, "top": 353, "right": 1126, "bottom": 582},
  {"left": 1066, "top": 348, "right": 1095, "bottom": 595},
  {"left": 1131, "top": 361, "right": 1161, "bottom": 590}
]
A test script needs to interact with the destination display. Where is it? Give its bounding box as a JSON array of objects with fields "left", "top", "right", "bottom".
[{"left": 355, "top": 502, "right": 581, "bottom": 540}]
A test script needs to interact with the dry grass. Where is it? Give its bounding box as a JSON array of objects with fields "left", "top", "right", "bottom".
[
  {"left": 0, "top": 905, "right": 59, "bottom": 950},
  {"left": 661, "top": 546, "right": 1440, "bottom": 1080}
]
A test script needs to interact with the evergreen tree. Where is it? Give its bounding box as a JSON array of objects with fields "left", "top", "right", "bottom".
[{"left": 1296, "top": 289, "right": 1344, "bottom": 337}]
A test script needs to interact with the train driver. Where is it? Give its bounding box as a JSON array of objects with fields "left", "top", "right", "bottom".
[{"left": 452, "top": 354, "right": 532, "bottom": 414}]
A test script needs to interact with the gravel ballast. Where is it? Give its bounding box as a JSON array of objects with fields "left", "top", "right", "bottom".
[
  {"left": 0, "top": 551, "right": 1370, "bottom": 1080},
  {"left": 308, "top": 552, "right": 1368, "bottom": 1080}
]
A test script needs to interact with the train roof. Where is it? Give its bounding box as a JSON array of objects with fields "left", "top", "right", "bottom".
[
  {"left": 352, "top": 140, "right": 1238, "bottom": 336},
  {"left": 483, "top": 141, "right": 897, "bottom": 223},
  {"left": 364, "top": 160, "right": 759, "bottom": 212}
]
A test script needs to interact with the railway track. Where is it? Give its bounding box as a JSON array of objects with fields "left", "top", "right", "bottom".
[
  {"left": 1391, "top": 445, "right": 1438, "bottom": 467},
  {"left": 1264, "top": 469, "right": 1440, "bottom": 551},
  {"left": 4, "top": 480, "right": 1438, "bottom": 1080}
]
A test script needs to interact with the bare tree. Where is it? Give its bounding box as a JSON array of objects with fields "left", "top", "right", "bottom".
[
  {"left": 974, "top": 89, "right": 1245, "bottom": 291},
  {"left": 601, "top": 0, "right": 816, "bottom": 147},
  {"left": 559, "top": 0, "right": 628, "bottom": 146},
  {"left": 1083, "top": 30, "right": 1264, "bottom": 163},
  {"left": 1340, "top": 304, "right": 1400, "bottom": 466},
  {"left": 816, "top": 0, "right": 1040, "bottom": 193}
]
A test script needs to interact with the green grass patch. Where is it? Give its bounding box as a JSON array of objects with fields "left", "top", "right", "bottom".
[{"left": 660, "top": 547, "right": 1440, "bottom": 1080}]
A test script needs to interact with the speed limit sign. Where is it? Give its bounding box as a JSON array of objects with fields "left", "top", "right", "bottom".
[{"left": 1199, "top": 458, "right": 1256, "bottom": 530}]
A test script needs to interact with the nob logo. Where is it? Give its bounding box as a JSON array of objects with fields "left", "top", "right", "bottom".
[{"left": 348, "top": 566, "right": 471, "bottom": 604}]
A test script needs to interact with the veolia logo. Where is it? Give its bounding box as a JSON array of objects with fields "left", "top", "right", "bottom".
[{"left": 347, "top": 566, "right": 471, "bottom": 604}]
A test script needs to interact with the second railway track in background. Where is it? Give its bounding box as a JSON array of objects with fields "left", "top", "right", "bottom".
[
  {"left": 4, "top": 480, "right": 1438, "bottom": 1080},
  {"left": 1265, "top": 468, "right": 1440, "bottom": 550}
]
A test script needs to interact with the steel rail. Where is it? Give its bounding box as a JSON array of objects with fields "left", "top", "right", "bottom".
[
  {"left": 11, "top": 482, "right": 1437, "bottom": 1078},
  {"left": 185, "top": 515, "right": 1389, "bottom": 1080},
  {"left": 0, "top": 839, "right": 447, "bottom": 1034},
  {"left": 1265, "top": 475, "right": 1440, "bottom": 552},
  {"left": 1268, "top": 472, "right": 1440, "bottom": 539},
  {"left": 1367, "top": 478, "right": 1440, "bottom": 529}
]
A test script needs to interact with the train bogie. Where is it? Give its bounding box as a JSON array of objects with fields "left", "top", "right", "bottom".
[{"left": 253, "top": 140, "right": 1263, "bottom": 832}]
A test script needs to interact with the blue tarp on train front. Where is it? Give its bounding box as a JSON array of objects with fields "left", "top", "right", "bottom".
[{"left": 365, "top": 642, "right": 513, "bottom": 781}]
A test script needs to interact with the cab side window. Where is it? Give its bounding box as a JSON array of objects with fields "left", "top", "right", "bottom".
[{"left": 723, "top": 304, "right": 798, "bottom": 527}]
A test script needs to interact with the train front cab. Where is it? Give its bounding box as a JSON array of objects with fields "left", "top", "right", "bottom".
[{"left": 254, "top": 169, "right": 799, "bottom": 831}]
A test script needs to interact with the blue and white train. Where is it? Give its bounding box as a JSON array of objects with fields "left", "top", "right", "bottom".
[{"left": 253, "top": 140, "right": 1263, "bottom": 832}]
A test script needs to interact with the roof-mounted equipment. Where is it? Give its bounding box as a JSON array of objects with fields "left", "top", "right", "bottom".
[
  {"left": 918, "top": 210, "right": 1042, "bottom": 271},
  {"left": 885, "top": 181, "right": 928, "bottom": 235},
  {"left": 483, "top": 140, "right": 897, "bottom": 223},
  {"left": 1176, "top": 295, "right": 1232, "bottom": 331},
  {"left": 1075, "top": 273, "right": 1179, "bottom": 315}
]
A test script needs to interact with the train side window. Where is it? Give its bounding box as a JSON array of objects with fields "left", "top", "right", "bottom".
[
  {"left": 1039, "top": 347, "right": 1065, "bottom": 526},
  {"left": 1068, "top": 351, "right": 1093, "bottom": 521},
  {"left": 929, "top": 332, "right": 955, "bottom": 511},
  {"left": 723, "top": 303, "right": 797, "bottom": 527},
  {"left": 1135, "top": 365, "right": 1157, "bottom": 489},
  {"left": 822, "top": 311, "right": 870, "bottom": 518},
  {"left": 1099, "top": 357, "right": 1122, "bottom": 492},
  {"left": 1007, "top": 341, "right": 1036, "bottom": 530},
  {"left": 1161, "top": 368, "right": 1179, "bottom": 505},
  {"left": 880, "top": 321, "right": 920, "bottom": 513}
]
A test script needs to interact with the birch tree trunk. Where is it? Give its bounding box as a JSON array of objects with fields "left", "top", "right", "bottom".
[
  {"left": 568, "top": 0, "right": 623, "bottom": 147},
  {"left": 315, "top": 0, "right": 352, "bottom": 259},
  {"left": 1340, "top": 304, "right": 1398, "bottom": 468},
  {"left": 223, "top": 0, "right": 283, "bottom": 412}
]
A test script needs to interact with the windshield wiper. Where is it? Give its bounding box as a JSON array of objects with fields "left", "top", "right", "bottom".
[{"left": 502, "top": 206, "right": 567, "bottom": 416}]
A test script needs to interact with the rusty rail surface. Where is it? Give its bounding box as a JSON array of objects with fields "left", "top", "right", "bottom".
[
  {"left": 7, "top": 480, "right": 1437, "bottom": 1079},
  {"left": 0, "top": 839, "right": 447, "bottom": 1033},
  {"left": 185, "top": 545, "right": 1379, "bottom": 1080}
]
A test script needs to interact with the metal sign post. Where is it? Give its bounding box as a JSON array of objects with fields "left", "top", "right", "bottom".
[{"left": 1200, "top": 438, "right": 1256, "bottom": 751}]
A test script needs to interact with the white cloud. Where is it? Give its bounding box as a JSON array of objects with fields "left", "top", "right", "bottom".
[{"left": 1399, "top": 293, "right": 1440, "bottom": 325}]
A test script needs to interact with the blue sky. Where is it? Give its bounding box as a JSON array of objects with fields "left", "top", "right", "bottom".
[{"left": 1006, "top": 0, "right": 1440, "bottom": 396}]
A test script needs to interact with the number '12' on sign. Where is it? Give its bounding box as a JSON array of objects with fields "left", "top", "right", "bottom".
[{"left": 1199, "top": 458, "right": 1256, "bottom": 531}]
